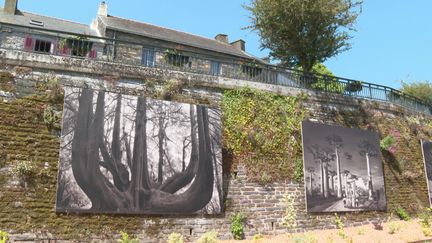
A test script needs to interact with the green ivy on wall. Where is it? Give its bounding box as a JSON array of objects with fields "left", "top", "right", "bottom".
[{"left": 222, "top": 87, "right": 306, "bottom": 182}]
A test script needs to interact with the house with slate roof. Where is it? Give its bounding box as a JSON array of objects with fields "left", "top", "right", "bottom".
[{"left": 0, "top": 0, "right": 268, "bottom": 80}]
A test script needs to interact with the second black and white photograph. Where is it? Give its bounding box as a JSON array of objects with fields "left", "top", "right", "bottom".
[
  {"left": 302, "top": 121, "right": 387, "bottom": 213},
  {"left": 422, "top": 140, "right": 432, "bottom": 206}
]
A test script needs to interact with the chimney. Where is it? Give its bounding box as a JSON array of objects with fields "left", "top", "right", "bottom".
[
  {"left": 4, "top": 0, "right": 18, "bottom": 15},
  {"left": 231, "top": 39, "right": 245, "bottom": 52},
  {"left": 97, "top": 1, "right": 108, "bottom": 16},
  {"left": 215, "top": 34, "right": 229, "bottom": 44}
]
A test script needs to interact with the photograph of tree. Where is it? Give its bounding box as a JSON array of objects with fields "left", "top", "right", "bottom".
[
  {"left": 422, "top": 140, "right": 432, "bottom": 206},
  {"left": 56, "top": 87, "right": 222, "bottom": 214},
  {"left": 301, "top": 121, "right": 386, "bottom": 213}
]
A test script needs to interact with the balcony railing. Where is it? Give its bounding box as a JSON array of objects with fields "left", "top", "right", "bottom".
[{"left": 1, "top": 22, "right": 431, "bottom": 115}]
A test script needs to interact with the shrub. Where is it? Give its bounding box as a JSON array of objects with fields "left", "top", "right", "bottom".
[
  {"left": 395, "top": 207, "right": 410, "bottom": 221},
  {"left": 118, "top": 231, "right": 139, "bottom": 243},
  {"left": 334, "top": 213, "right": 344, "bottom": 230},
  {"left": 11, "top": 160, "right": 36, "bottom": 181},
  {"left": 230, "top": 212, "right": 245, "bottom": 240},
  {"left": 252, "top": 233, "right": 263, "bottom": 242},
  {"left": 420, "top": 208, "right": 432, "bottom": 227},
  {"left": 282, "top": 193, "right": 297, "bottom": 229},
  {"left": 258, "top": 171, "right": 272, "bottom": 185},
  {"left": 43, "top": 104, "right": 62, "bottom": 130},
  {"left": 380, "top": 135, "right": 396, "bottom": 152},
  {"left": 36, "top": 75, "right": 64, "bottom": 102},
  {"left": 0, "top": 230, "right": 8, "bottom": 243},
  {"left": 388, "top": 221, "right": 402, "bottom": 234},
  {"left": 197, "top": 230, "right": 218, "bottom": 243},
  {"left": 167, "top": 232, "right": 184, "bottom": 243},
  {"left": 419, "top": 208, "right": 432, "bottom": 236}
]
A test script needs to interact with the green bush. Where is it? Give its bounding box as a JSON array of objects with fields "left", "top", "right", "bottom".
[
  {"left": 252, "top": 233, "right": 263, "bottom": 242},
  {"left": 419, "top": 208, "right": 432, "bottom": 236},
  {"left": 167, "top": 232, "right": 184, "bottom": 243},
  {"left": 197, "top": 230, "right": 218, "bottom": 243},
  {"left": 118, "top": 231, "right": 139, "bottom": 243},
  {"left": 43, "top": 104, "right": 62, "bottom": 130},
  {"left": 380, "top": 135, "right": 396, "bottom": 151},
  {"left": 388, "top": 221, "right": 402, "bottom": 234},
  {"left": 11, "top": 160, "right": 36, "bottom": 181},
  {"left": 230, "top": 212, "right": 245, "bottom": 240},
  {"left": 282, "top": 193, "right": 296, "bottom": 229},
  {"left": 334, "top": 213, "right": 344, "bottom": 230},
  {"left": 0, "top": 230, "right": 8, "bottom": 243},
  {"left": 395, "top": 207, "right": 410, "bottom": 221}
]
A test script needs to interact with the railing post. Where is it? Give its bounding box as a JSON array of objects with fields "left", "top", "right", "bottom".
[
  {"left": 369, "top": 84, "right": 373, "bottom": 99},
  {"left": 384, "top": 87, "right": 388, "bottom": 101}
]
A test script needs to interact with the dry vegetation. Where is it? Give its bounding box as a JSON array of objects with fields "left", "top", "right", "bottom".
[{"left": 221, "top": 219, "right": 432, "bottom": 243}]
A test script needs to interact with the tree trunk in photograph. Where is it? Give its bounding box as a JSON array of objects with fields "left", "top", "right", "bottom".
[
  {"left": 343, "top": 173, "right": 349, "bottom": 198},
  {"left": 366, "top": 152, "right": 373, "bottom": 200},
  {"left": 70, "top": 90, "right": 214, "bottom": 213},
  {"left": 335, "top": 147, "right": 342, "bottom": 198},
  {"left": 330, "top": 175, "right": 335, "bottom": 193},
  {"left": 157, "top": 107, "right": 164, "bottom": 184},
  {"left": 323, "top": 163, "right": 329, "bottom": 198},
  {"left": 309, "top": 173, "right": 313, "bottom": 195},
  {"left": 146, "top": 106, "right": 214, "bottom": 213},
  {"left": 130, "top": 96, "right": 152, "bottom": 209},
  {"left": 159, "top": 105, "right": 198, "bottom": 194},
  {"left": 320, "top": 160, "right": 324, "bottom": 196},
  {"left": 351, "top": 181, "right": 357, "bottom": 208},
  {"left": 71, "top": 89, "right": 131, "bottom": 211}
]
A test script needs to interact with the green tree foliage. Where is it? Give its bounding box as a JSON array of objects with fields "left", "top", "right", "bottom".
[
  {"left": 245, "top": 0, "right": 362, "bottom": 73},
  {"left": 401, "top": 80, "right": 432, "bottom": 105},
  {"left": 298, "top": 63, "right": 344, "bottom": 93}
]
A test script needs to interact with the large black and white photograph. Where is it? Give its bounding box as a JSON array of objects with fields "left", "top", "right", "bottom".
[
  {"left": 422, "top": 140, "right": 432, "bottom": 206},
  {"left": 56, "top": 87, "right": 222, "bottom": 214},
  {"left": 302, "top": 121, "right": 386, "bottom": 213}
]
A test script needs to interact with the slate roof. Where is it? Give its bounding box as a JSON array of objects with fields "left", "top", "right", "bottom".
[
  {"left": 0, "top": 8, "right": 97, "bottom": 36},
  {"left": 99, "top": 15, "right": 254, "bottom": 59},
  {"left": 0, "top": 7, "right": 258, "bottom": 60}
]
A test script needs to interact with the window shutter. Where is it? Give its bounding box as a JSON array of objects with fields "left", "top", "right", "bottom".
[
  {"left": 60, "top": 46, "right": 69, "bottom": 55},
  {"left": 24, "top": 37, "right": 33, "bottom": 51},
  {"left": 89, "top": 49, "right": 97, "bottom": 59},
  {"left": 50, "top": 42, "right": 56, "bottom": 54}
]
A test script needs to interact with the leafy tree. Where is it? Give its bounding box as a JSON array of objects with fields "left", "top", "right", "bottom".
[
  {"left": 245, "top": 0, "right": 362, "bottom": 73},
  {"left": 401, "top": 80, "right": 432, "bottom": 105},
  {"left": 298, "top": 63, "right": 344, "bottom": 93}
]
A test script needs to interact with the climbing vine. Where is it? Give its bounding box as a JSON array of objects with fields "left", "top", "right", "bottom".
[{"left": 222, "top": 87, "right": 306, "bottom": 182}]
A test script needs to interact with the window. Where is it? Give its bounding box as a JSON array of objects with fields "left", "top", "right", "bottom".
[
  {"left": 165, "top": 52, "right": 190, "bottom": 67},
  {"left": 34, "top": 39, "right": 52, "bottom": 53},
  {"left": 210, "top": 61, "right": 221, "bottom": 76},
  {"left": 29, "top": 19, "right": 44, "bottom": 27},
  {"left": 67, "top": 38, "right": 93, "bottom": 57},
  {"left": 142, "top": 48, "right": 155, "bottom": 67}
]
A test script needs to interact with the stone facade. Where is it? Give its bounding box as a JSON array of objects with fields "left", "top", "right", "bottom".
[
  {"left": 0, "top": 20, "right": 431, "bottom": 242},
  {"left": 0, "top": 48, "right": 430, "bottom": 242}
]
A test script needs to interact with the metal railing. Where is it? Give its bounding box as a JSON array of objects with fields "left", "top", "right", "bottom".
[{"left": 1, "top": 22, "right": 431, "bottom": 115}]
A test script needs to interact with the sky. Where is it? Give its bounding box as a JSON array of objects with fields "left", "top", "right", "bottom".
[{"left": 3, "top": 0, "right": 431, "bottom": 89}]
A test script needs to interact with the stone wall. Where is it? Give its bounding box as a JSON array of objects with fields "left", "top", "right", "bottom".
[{"left": 0, "top": 49, "right": 431, "bottom": 242}]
